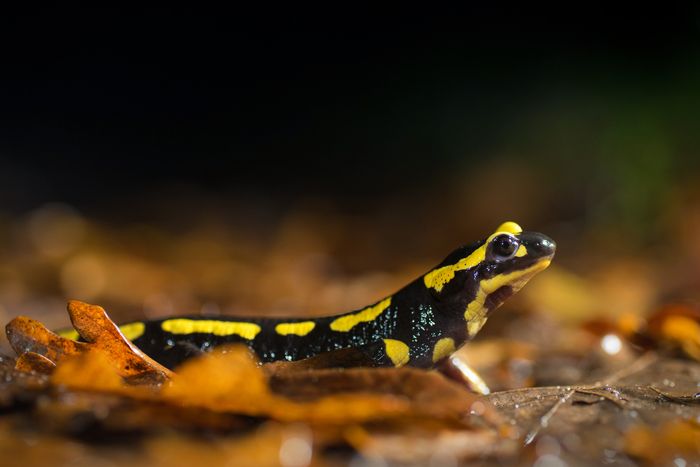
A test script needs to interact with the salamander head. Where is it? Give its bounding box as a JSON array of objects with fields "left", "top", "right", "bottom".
[
  {"left": 473, "top": 221, "right": 555, "bottom": 305},
  {"left": 423, "top": 221, "right": 555, "bottom": 335}
]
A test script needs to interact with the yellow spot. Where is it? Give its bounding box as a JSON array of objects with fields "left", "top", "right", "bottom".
[
  {"left": 495, "top": 221, "right": 522, "bottom": 234},
  {"left": 330, "top": 297, "right": 392, "bottom": 332},
  {"left": 515, "top": 244, "right": 528, "bottom": 257},
  {"left": 432, "top": 337, "right": 456, "bottom": 362},
  {"left": 423, "top": 221, "right": 523, "bottom": 292},
  {"left": 383, "top": 339, "right": 410, "bottom": 367},
  {"left": 161, "top": 319, "right": 261, "bottom": 340},
  {"left": 465, "top": 291, "right": 488, "bottom": 323},
  {"left": 57, "top": 329, "right": 80, "bottom": 341},
  {"left": 464, "top": 259, "right": 552, "bottom": 334},
  {"left": 275, "top": 321, "right": 316, "bottom": 336},
  {"left": 118, "top": 322, "right": 145, "bottom": 341}
]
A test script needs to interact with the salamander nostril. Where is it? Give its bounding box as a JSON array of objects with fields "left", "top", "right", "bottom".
[{"left": 538, "top": 237, "right": 556, "bottom": 255}]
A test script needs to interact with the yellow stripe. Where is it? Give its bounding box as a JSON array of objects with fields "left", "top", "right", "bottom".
[
  {"left": 330, "top": 297, "right": 392, "bottom": 332},
  {"left": 481, "top": 259, "right": 551, "bottom": 296},
  {"left": 423, "top": 221, "right": 523, "bottom": 292},
  {"left": 275, "top": 321, "right": 316, "bottom": 336},
  {"left": 383, "top": 339, "right": 410, "bottom": 367},
  {"left": 464, "top": 259, "right": 551, "bottom": 335},
  {"left": 432, "top": 337, "right": 456, "bottom": 362},
  {"left": 119, "top": 322, "right": 145, "bottom": 341},
  {"left": 161, "top": 319, "right": 261, "bottom": 340}
]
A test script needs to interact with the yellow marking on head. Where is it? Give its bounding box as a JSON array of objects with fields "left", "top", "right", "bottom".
[
  {"left": 57, "top": 329, "right": 80, "bottom": 341},
  {"left": 383, "top": 339, "right": 410, "bottom": 367},
  {"left": 161, "top": 319, "right": 261, "bottom": 340},
  {"left": 275, "top": 321, "right": 316, "bottom": 336},
  {"left": 330, "top": 297, "right": 392, "bottom": 332},
  {"left": 118, "top": 322, "right": 145, "bottom": 341},
  {"left": 464, "top": 259, "right": 552, "bottom": 335},
  {"left": 515, "top": 244, "right": 528, "bottom": 257},
  {"left": 423, "top": 221, "right": 523, "bottom": 292},
  {"left": 495, "top": 221, "right": 522, "bottom": 235},
  {"left": 482, "top": 259, "right": 551, "bottom": 296},
  {"left": 432, "top": 337, "right": 456, "bottom": 362}
]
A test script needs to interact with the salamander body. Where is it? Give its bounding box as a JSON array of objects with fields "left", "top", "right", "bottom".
[{"left": 60, "top": 221, "right": 555, "bottom": 370}]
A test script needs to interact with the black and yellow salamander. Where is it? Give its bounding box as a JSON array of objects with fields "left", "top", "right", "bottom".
[{"left": 60, "top": 221, "right": 555, "bottom": 370}]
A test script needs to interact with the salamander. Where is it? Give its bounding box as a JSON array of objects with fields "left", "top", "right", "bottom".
[{"left": 58, "top": 221, "right": 555, "bottom": 370}]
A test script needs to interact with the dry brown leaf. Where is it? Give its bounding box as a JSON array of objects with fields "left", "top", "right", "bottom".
[
  {"left": 624, "top": 420, "right": 700, "bottom": 463},
  {"left": 647, "top": 303, "right": 700, "bottom": 361},
  {"left": 14, "top": 351, "right": 56, "bottom": 374},
  {"left": 164, "top": 345, "right": 421, "bottom": 424},
  {"left": 51, "top": 350, "right": 128, "bottom": 393},
  {"left": 267, "top": 364, "right": 502, "bottom": 426},
  {"left": 6, "top": 301, "right": 172, "bottom": 384},
  {"left": 65, "top": 300, "right": 173, "bottom": 383},
  {"left": 6, "top": 315, "right": 87, "bottom": 362},
  {"left": 345, "top": 425, "right": 516, "bottom": 464}
]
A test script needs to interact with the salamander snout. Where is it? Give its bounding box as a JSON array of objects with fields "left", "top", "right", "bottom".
[
  {"left": 532, "top": 234, "right": 556, "bottom": 257},
  {"left": 515, "top": 231, "right": 556, "bottom": 263}
]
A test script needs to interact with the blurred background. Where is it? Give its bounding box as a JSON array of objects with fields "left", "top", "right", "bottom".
[{"left": 1, "top": 6, "right": 700, "bottom": 342}]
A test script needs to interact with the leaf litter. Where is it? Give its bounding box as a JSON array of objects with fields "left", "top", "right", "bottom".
[{"left": 1, "top": 300, "right": 700, "bottom": 465}]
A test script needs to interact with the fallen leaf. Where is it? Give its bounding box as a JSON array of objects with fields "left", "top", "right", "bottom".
[
  {"left": 164, "top": 345, "right": 455, "bottom": 425},
  {"left": 5, "top": 316, "right": 87, "bottom": 362},
  {"left": 648, "top": 303, "right": 700, "bottom": 361},
  {"left": 624, "top": 420, "right": 700, "bottom": 463},
  {"left": 6, "top": 301, "right": 172, "bottom": 384},
  {"left": 14, "top": 352, "right": 56, "bottom": 374},
  {"left": 345, "top": 425, "right": 516, "bottom": 464}
]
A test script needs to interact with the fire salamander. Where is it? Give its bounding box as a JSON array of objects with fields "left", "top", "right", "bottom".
[{"left": 59, "top": 221, "right": 555, "bottom": 370}]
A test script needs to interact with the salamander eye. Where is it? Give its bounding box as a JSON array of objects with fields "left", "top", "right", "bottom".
[{"left": 488, "top": 234, "right": 519, "bottom": 262}]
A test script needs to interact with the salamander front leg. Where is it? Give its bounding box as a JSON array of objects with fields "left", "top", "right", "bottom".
[{"left": 436, "top": 354, "right": 491, "bottom": 395}]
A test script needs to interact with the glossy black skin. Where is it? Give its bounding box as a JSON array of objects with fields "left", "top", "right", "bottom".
[{"left": 131, "top": 231, "right": 556, "bottom": 370}]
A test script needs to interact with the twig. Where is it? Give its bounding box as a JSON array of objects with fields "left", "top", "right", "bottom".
[{"left": 523, "top": 389, "right": 574, "bottom": 445}]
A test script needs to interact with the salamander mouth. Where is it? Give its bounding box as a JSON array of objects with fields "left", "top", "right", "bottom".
[{"left": 485, "top": 285, "right": 514, "bottom": 312}]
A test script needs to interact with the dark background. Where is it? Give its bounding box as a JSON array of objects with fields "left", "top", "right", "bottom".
[{"left": 1, "top": 6, "right": 699, "bottom": 225}]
